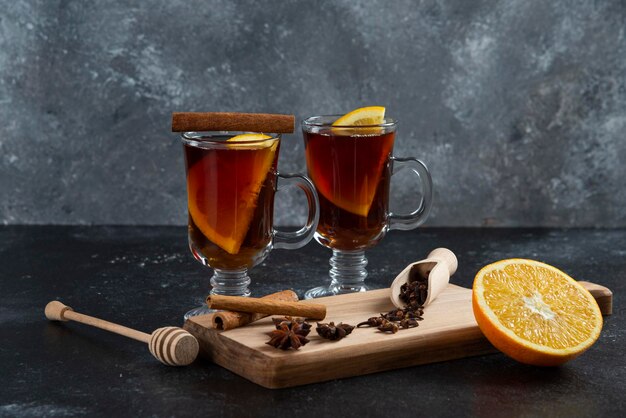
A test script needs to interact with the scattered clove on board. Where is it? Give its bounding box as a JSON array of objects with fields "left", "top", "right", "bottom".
[
  {"left": 357, "top": 317, "right": 385, "bottom": 328},
  {"left": 357, "top": 277, "right": 428, "bottom": 334},
  {"left": 377, "top": 319, "right": 399, "bottom": 334},
  {"left": 268, "top": 277, "right": 429, "bottom": 346},
  {"left": 316, "top": 322, "right": 355, "bottom": 341}
]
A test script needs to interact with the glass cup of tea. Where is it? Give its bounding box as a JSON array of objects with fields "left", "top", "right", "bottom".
[
  {"left": 181, "top": 132, "right": 319, "bottom": 318},
  {"left": 302, "top": 116, "right": 433, "bottom": 298}
]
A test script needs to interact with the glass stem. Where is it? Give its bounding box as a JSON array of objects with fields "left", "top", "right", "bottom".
[
  {"left": 329, "top": 250, "right": 368, "bottom": 292},
  {"left": 210, "top": 268, "right": 251, "bottom": 297}
]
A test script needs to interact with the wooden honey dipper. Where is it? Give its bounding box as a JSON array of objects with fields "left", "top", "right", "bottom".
[{"left": 45, "top": 301, "right": 199, "bottom": 366}]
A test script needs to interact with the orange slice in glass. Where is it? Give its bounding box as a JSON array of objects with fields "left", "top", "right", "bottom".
[
  {"left": 313, "top": 106, "right": 390, "bottom": 217},
  {"left": 187, "top": 134, "right": 277, "bottom": 254},
  {"left": 472, "top": 259, "right": 603, "bottom": 366},
  {"left": 333, "top": 106, "right": 386, "bottom": 127}
]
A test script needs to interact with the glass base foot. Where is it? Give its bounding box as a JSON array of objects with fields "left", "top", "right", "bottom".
[
  {"left": 183, "top": 305, "right": 219, "bottom": 320},
  {"left": 304, "top": 283, "right": 371, "bottom": 299},
  {"left": 183, "top": 268, "right": 251, "bottom": 321},
  {"left": 305, "top": 249, "right": 371, "bottom": 299}
]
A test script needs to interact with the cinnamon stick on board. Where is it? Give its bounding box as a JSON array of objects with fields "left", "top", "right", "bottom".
[
  {"left": 171, "top": 112, "right": 295, "bottom": 133},
  {"left": 207, "top": 295, "right": 326, "bottom": 320},
  {"left": 210, "top": 290, "right": 299, "bottom": 330}
]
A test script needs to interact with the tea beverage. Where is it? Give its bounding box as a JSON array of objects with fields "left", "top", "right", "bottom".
[
  {"left": 304, "top": 128, "right": 395, "bottom": 250},
  {"left": 178, "top": 118, "right": 319, "bottom": 319},
  {"left": 302, "top": 113, "right": 432, "bottom": 299},
  {"left": 184, "top": 135, "right": 279, "bottom": 270}
]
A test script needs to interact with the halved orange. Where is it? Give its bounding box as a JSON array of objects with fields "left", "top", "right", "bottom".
[
  {"left": 187, "top": 134, "right": 277, "bottom": 254},
  {"left": 473, "top": 259, "right": 603, "bottom": 366}
]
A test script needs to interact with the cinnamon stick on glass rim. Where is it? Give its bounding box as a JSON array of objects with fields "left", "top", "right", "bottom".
[
  {"left": 207, "top": 295, "right": 326, "bottom": 320},
  {"left": 171, "top": 112, "right": 295, "bottom": 133}
]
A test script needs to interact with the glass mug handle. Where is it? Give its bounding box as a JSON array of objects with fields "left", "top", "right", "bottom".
[
  {"left": 389, "top": 157, "right": 433, "bottom": 231},
  {"left": 273, "top": 172, "right": 320, "bottom": 250}
]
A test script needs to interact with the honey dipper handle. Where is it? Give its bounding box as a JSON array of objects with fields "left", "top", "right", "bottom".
[
  {"left": 45, "top": 301, "right": 151, "bottom": 344},
  {"left": 427, "top": 248, "right": 458, "bottom": 275}
]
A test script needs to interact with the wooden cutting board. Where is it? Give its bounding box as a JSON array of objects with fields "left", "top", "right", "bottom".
[{"left": 183, "top": 281, "right": 612, "bottom": 389}]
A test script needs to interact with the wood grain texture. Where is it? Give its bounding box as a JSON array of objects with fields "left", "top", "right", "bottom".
[{"left": 184, "top": 282, "right": 612, "bottom": 389}]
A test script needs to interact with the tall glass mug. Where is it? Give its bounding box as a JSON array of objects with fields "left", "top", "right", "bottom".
[
  {"left": 181, "top": 132, "right": 319, "bottom": 318},
  {"left": 302, "top": 116, "right": 433, "bottom": 298}
]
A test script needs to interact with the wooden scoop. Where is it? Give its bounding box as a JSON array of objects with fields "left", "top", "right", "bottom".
[
  {"left": 390, "top": 248, "right": 458, "bottom": 308},
  {"left": 45, "top": 301, "right": 199, "bottom": 366}
]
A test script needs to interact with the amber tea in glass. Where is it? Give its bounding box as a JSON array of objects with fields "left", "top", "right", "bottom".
[
  {"left": 305, "top": 128, "right": 395, "bottom": 250},
  {"left": 185, "top": 137, "right": 278, "bottom": 270},
  {"left": 302, "top": 116, "right": 433, "bottom": 298},
  {"left": 181, "top": 132, "right": 319, "bottom": 318}
]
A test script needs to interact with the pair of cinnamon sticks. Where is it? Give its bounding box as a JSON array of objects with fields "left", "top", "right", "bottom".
[{"left": 204, "top": 291, "right": 326, "bottom": 331}]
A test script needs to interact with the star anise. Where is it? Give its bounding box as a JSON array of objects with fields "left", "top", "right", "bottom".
[
  {"left": 266, "top": 317, "right": 311, "bottom": 350},
  {"left": 316, "top": 322, "right": 355, "bottom": 341},
  {"left": 272, "top": 316, "right": 311, "bottom": 332}
]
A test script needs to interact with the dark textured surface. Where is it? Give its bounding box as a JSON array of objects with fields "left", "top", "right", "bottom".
[
  {"left": 1, "top": 1, "right": 626, "bottom": 227},
  {"left": 0, "top": 226, "right": 624, "bottom": 417}
]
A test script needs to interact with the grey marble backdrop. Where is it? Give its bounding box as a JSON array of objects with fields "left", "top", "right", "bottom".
[{"left": 1, "top": 0, "right": 625, "bottom": 227}]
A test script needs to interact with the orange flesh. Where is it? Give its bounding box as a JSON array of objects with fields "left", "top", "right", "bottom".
[
  {"left": 481, "top": 263, "right": 599, "bottom": 349},
  {"left": 186, "top": 142, "right": 277, "bottom": 254}
]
